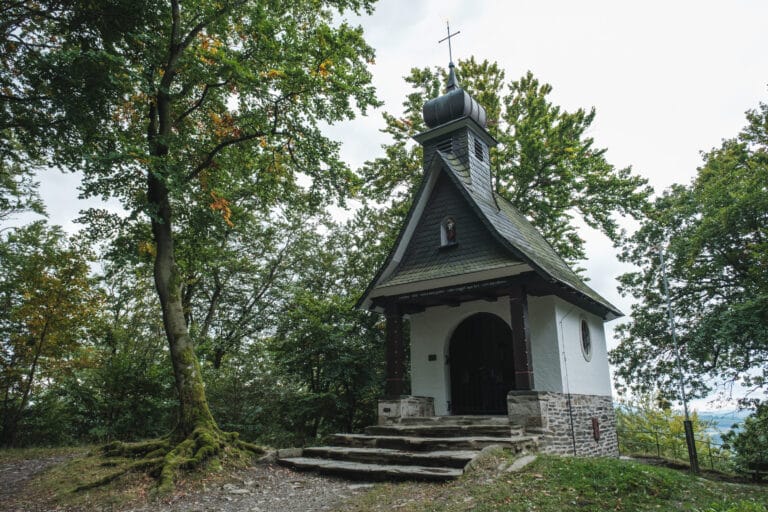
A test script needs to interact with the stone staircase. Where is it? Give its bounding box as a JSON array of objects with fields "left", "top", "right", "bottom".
[{"left": 277, "top": 416, "right": 538, "bottom": 481}]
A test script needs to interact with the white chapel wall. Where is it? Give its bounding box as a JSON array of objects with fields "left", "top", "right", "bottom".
[
  {"left": 408, "top": 298, "right": 512, "bottom": 416},
  {"left": 527, "top": 295, "right": 563, "bottom": 393},
  {"left": 553, "top": 297, "right": 613, "bottom": 397},
  {"left": 408, "top": 294, "right": 571, "bottom": 415}
]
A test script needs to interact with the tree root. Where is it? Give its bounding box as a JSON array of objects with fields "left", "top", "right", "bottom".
[
  {"left": 77, "top": 427, "right": 265, "bottom": 493},
  {"left": 74, "top": 457, "right": 164, "bottom": 491}
]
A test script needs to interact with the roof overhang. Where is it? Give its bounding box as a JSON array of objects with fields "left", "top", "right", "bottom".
[{"left": 413, "top": 115, "right": 499, "bottom": 148}]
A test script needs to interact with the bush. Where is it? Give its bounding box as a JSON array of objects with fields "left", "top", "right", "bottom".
[{"left": 722, "top": 403, "right": 768, "bottom": 478}]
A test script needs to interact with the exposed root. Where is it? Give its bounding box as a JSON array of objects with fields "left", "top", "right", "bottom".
[
  {"left": 74, "top": 457, "right": 164, "bottom": 491},
  {"left": 101, "top": 439, "right": 170, "bottom": 458},
  {"left": 76, "top": 427, "right": 265, "bottom": 493},
  {"left": 156, "top": 427, "right": 264, "bottom": 492}
]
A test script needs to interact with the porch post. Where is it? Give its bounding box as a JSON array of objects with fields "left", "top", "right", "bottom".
[
  {"left": 384, "top": 301, "right": 406, "bottom": 396},
  {"left": 509, "top": 286, "right": 534, "bottom": 390}
]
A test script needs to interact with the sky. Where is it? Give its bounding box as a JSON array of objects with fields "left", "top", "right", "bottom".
[{"left": 28, "top": 0, "right": 768, "bottom": 410}]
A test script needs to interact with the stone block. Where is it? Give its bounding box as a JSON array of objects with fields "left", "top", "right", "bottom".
[
  {"left": 377, "top": 396, "right": 435, "bottom": 425},
  {"left": 506, "top": 390, "right": 551, "bottom": 430}
]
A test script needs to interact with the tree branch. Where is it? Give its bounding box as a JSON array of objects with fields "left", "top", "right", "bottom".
[
  {"left": 183, "top": 131, "right": 266, "bottom": 183},
  {"left": 174, "top": 81, "right": 228, "bottom": 125}
]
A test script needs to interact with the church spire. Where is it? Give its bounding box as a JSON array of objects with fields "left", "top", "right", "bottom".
[
  {"left": 439, "top": 21, "right": 461, "bottom": 92},
  {"left": 445, "top": 62, "right": 459, "bottom": 92}
]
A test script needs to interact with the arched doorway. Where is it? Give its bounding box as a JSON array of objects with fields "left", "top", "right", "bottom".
[{"left": 449, "top": 313, "right": 515, "bottom": 415}]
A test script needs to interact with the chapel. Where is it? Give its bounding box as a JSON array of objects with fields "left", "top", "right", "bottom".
[{"left": 357, "top": 62, "right": 621, "bottom": 456}]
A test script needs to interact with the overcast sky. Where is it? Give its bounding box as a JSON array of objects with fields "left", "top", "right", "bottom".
[
  {"left": 30, "top": 0, "right": 768, "bottom": 409},
  {"left": 331, "top": 0, "right": 768, "bottom": 409}
]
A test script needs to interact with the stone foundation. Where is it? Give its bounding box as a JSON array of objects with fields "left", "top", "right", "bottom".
[
  {"left": 377, "top": 396, "right": 435, "bottom": 425},
  {"left": 507, "top": 391, "right": 618, "bottom": 456}
]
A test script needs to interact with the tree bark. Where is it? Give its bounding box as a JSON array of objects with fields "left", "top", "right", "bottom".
[{"left": 147, "top": 171, "right": 217, "bottom": 439}]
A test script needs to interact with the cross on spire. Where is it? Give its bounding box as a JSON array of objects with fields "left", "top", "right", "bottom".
[{"left": 438, "top": 21, "right": 460, "bottom": 64}]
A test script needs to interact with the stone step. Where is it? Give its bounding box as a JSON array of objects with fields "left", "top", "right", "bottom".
[
  {"left": 330, "top": 433, "right": 538, "bottom": 452},
  {"left": 301, "top": 446, "right": 480, "bottom": 469},
  {"left": 279, "top": 457, "right": 463, "bottom": 481},
  {"left": 398, "top": 415, "right": 511, "bottom": 426},
  {"left": 365, "top": 424, "right": 520, "bottom": 438}
]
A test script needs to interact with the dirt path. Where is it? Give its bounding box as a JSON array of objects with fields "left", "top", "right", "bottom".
[
  {"left": 129, "top": 462, "right": 375, "bottom": 512},
  {"left": 0, "top": 455, "right": 375, "bottom": 512},
  {"left": 0, "top": 455, "right": 74, "bottom": 505}
]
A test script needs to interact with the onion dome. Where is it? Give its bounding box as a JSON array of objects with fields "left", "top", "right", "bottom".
[{"left": 422, "top": 62, "right": 487, "bottom": 129}]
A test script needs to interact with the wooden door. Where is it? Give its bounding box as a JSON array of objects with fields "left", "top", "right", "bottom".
[{"left": 449, "top": 313, "right": 515, "bottom": 415}]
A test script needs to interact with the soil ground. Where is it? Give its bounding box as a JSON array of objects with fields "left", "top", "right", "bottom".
[{"left": 0, "top": 453, "right": 375, "bottom": 512}]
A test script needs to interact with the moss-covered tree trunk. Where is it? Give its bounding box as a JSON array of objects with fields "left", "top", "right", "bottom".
[{"left": 147, "top": 172, "right": 216, "bottom": 440}]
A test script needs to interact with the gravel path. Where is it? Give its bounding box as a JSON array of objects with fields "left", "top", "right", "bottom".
[
  {"left": 128, "top": 462, "right": 375, "bottom": 512},
  {"left": 0, "top": 455, "right": 73, "bottom": 504},
  {"left": 0, "top": 455, "right": 375, "bottom": 512}
]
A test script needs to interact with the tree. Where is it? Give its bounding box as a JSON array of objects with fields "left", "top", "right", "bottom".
[
  {"left": 270, "top": 212, "right": 385, "bottom": 443},
  {"left": 0, "top": 221, "right": 99, "bottom": 446},
  {"left": 0, "top": 160, "right": 44, "bottom": 225},
  {"left": 1, "top": 0, "right": 379, "bottom": 487},
  {"left": 611, "top": 101, "right": 768, "bottom": 403},
  {"left": 362, "top": 57, "right": 652, "bottom": 264},
  {"left": 722, "top": 404, "right": 768, "bottom": 477}
]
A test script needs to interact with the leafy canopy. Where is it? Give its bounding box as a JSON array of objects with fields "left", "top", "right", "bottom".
[
  {"left": 0, "top": 222, "right": 100, "bottom": 446},
  {"left": 611, "top": 101, "right": 768, "bottom": 403},
  {"left": 3, "top": 0, "right": 378, "bottom": 217}
]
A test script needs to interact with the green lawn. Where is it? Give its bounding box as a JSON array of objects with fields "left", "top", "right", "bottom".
[{"left": 337, "top": 450, "right": 768, "bottom": 512}]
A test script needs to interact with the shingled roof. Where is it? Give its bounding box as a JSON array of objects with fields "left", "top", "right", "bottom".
[
  {"left": 358, "top": 148, "right": 623, "bottom": 321},
  {"left": 358, "top": 61, "right": 622, "bottom": 321},
  {"left": 436, "top": 151, "right": 622, "bottom": 319}
]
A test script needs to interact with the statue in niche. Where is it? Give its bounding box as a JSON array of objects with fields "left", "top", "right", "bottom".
[{"left": 445, "top": 217, "right": 456, "bottom": 244}]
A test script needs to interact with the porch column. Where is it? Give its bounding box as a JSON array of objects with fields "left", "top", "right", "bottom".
[
  {"left": 384, "top": 301, "right": 406, "bottom": 396},
  {"left": 509, "top": 286, "right": 534, "bottom": 390}
]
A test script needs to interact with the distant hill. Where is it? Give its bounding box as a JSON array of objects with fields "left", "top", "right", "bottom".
[{"left": 697, "top": 410, "right": 751, "bottom": 444}]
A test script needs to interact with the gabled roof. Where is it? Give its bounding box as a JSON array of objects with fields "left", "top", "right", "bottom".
[{"left": 358, "top": 151, "right": 623, "bottom": 320}]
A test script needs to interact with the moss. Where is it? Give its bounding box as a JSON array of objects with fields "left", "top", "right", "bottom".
[
  {"left": 77, "top": 417, "right": 264, "bottom": 493},
  {"left": 101, "top": 439, "right": 170, "bottom": 458}
]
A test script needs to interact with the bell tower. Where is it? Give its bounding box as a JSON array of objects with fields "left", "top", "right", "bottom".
[{"left": 415, "top": 63, "right": 498, "bottom": 205}]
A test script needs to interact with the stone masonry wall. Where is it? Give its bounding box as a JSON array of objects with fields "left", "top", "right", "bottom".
[{"left": 507, "top": 391, "right": 618, "bottom": 457}]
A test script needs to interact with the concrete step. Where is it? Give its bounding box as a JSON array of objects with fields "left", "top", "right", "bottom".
[
  {"left": 330, "top": 433, "right": 538, "bottom": 452},
  {"left": 365, "top": 424, "right": 520, "bottom": 438},
  {"left": 279, "top": 457, "right": 463, "bottom": 481},
  {"left": 302, "top": 446, "right": 480, "bottom": 469},
  {"left": 398, "top": 415, "right": 511, "bottom": 426}
]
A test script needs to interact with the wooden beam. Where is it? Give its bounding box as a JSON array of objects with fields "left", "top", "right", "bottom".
[
  {"left": 509, "top": 286, "right": 534, "bottom": 390},
  {"left": 384, "top": 301, "right": 406, "bottom": 397}
]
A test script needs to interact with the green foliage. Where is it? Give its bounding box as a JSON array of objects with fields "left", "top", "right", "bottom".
[
  {"left": 1, "top": 0, "right": 382, "bottom": 463},
  {"left": 4, "top": 262, "right": 176, "bottom": 446},
  {"left": 269, "top": 214, "right": 385, "bottom": 443},
  {"left": 700, "top": 502, "right": 768, "bottom": 512},
  {"left": 722, "top": 404, "right": 768, "bottom": 475},
  {"left": 53, "top": 266, "right": 176, "bottom": 443},
  {"left": 0, "top": 160, "right": 44, "bottom": 222},
  {"left": 0, "top": 222, "right": 100, "bottom": 446},
  {"left": 197, "top": 210, "right": 388, "bottom": 447},
  {"left": 616, "top": 396, "right": 731, "bottom": 471},
  {"left": 611, "top": 101, "right": 768, "bottom": 401},
  {"left": 362, "top": 57, "right": 652, "bottom": 264}
]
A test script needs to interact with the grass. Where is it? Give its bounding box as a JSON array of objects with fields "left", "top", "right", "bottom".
[
  {"left": 4, "top": 446, "right": 767, "bottom": 511},
  {"left": 1, "top": 444, "right": 256, "bottom": 511},
  {"left": 335, "top": 449, "right": 768, "bottom": 512},
  {"left": 0, "top": 444, "right": 87, "bottom": 463}
]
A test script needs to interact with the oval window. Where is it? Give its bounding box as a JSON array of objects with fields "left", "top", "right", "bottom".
[{"left": 580, "top": 319, "right": 592, "bottom": 361}]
